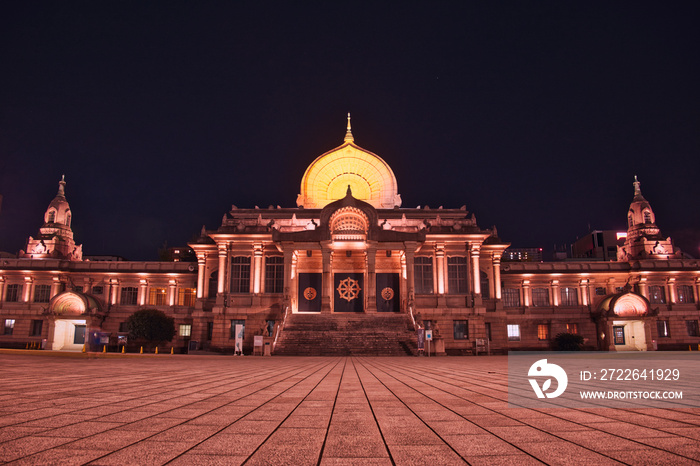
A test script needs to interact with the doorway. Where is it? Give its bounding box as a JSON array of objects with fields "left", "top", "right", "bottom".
[
  {"left": 52, "top": 319, "right": 87, "bottom": 351},
  {"left": 612, "top": 320, "right": 647, "bottom": 351}
]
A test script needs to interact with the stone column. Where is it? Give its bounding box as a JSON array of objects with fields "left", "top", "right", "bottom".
[
  {"left": 217, "top": 243, "right": 227, "bottom": 295},
  {"left": 435, "top": 244, "right": 445, "bottom": 295},
  {"left": 23, "top": 276, "right": 33, "bottom": 303},
  {"left": 637, "top": 277, "right": 648, "bottom": 300},
  {"left": 366, "top": 246, "right": 377, "bottom": 312},
  {"left": 110, "top": 279, "right": 119, "bottom": 305},
  {"left": 139, "top": 279, "right": 148, "bottom": 306},
  {"left": 470, "top": 244, "right": 481, "bottom": 296},
  {"left": 404, "top": 243, "right": 416, "bottom": 299},
  {"left": 0, "top": 276, "right": 5, "bottom": 305},
  {"left": 168, "top": 279, "right": 177, "bottom": 306},
  {"left": 695, "top": 278, "right": 700, "bottom": 310},
  {"left": 522, "top": 280, "right": 530, "bottom": 307},
  {"left": 252, "top": 243, "right": 263, "bottom": 294},
  {"left": 666, "top": 277, "right": 677, "bottom": 305},
  {"left": 51, "top": 276, "right": 62, "bottom": 300},
  {"left": 322, "top": 248, "right": 332, "bottom": 313},
  {"left": 196, "top": 253, "right": 206, "bottom": 299},
  {"left": 492, "top": 253, "right": 502, "bottom": 300},
  {"left": 551, "top": 279, "right": 560, "bottom": 307},
  {"left": 579, "top": 279, "right": 590, "bottom": 306}
]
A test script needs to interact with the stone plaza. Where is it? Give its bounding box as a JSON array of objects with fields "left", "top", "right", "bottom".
[{"left": 1, "top": 352, "right": 699, "bottom": 465}]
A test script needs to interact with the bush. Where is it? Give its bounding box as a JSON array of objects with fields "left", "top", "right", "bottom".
[
  {"left": 554, "top": 332, "right": 584, "bottom": 351},
  {"left": 126, "top": 309, "right": 176, "bottom": 343}
]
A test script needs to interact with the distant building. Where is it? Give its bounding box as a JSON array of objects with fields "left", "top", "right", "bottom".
[
  {"left": 571, "top": 230, "right": 624, "bottom": 261},
  {"left": 1, "top": 118, "right": 698, "bottom": 354}
]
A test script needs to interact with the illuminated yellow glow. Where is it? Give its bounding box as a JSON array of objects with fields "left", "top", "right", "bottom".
[{"left": 613, "top": 294, "right": 647, "bottom": 317}]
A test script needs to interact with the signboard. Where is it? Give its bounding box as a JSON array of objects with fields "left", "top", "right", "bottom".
[
  {"left": 425, "top": 330, "right": 433, "bottom": 341},
  {"left": 254, "top": 335, "right": 263, "bottom": 347}
]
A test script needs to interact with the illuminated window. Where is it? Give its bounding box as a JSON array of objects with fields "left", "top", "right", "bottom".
[
  {"left": 149, "top": 288, "right": 168, "bottom": 306},
  {"left": 34, "top": 284, "right": 52, "bottom": 303},
  {"left": 414, "top": 257, "right": 434, "bottom": 294},
  {"left": 657, "top": 320, "right": 670, "bottom": 338},
  {"left": 4, "top": 319, "right": 15, "bottom": 335},
  {"left": 531, "top": 288, "right": 550, "bottom": 307},
  {"left": 677, "top": 285, "right": 695, "bottom": 304},
  {"left": 507, "top": 324, "right": 520, "bottom": 341},
  {"left": 5, "top": 284, "right": 22, "bottom": 302},
  {"left": 537, "top": 324, "right": 549, "bottom": 341},
  {"left": 447, "top": 257, "right": 468, "bottom": 294},
  {"left": 613, "top": 326, "right": 625, "bottom": 345},
  {"left": 178, "top": 288, "right": 196, "bottom": 307},
  {"left": 329, "top": 207, "right": 369, "bottom": 240},
  {"left": 560, "top": 287, "right": 579, "bottom": 307},
  {"left": 230, "top": 257, "right": 251, "bottom": 293},
  {"left": 648, "top": 285, "right": 665, "bottom": 304},
  {"left": 502, "top": 288, "right": 520, "bottom": 307},
  {"left": 453, "top": 320, "right": 468, "bottom": 340},
  {"left": 566, "top": 323, "right": 578, "bottom": 334},
  {"left": 686, "top": 320, "right": 700, "bottom": 337},
  {"left": 264, "top": 257, "right": 284, "bottom": 294},
  {"left": 179, "top": 324, "right": 192, "bottom": 337},
  {"left": 120, "top": 287, "right": 138, "bottom": 305}
]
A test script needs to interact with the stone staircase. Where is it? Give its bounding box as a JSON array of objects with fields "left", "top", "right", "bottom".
[{"left": 274, "top": 313, "right": 417, "bottom": 356}]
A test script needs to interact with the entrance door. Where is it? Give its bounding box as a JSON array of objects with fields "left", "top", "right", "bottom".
[
  {"left": 334, "top": 273, "right": 364, "bottom": 312},
  {"left": 73, "top": 325, "right": 86, "bottom": 344},
  {"left": 611, "top": 320, "right": 647, "bottom": 351},
  {"left": 376, "top": 273, "right": 400, "bottom": 312}
]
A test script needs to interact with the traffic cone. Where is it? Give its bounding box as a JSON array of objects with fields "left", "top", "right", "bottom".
[
  {"left": 25, "top": 342, "right": 29, "bottom": 349},
  {"left": 155, "top": 346, "right": 159, "bottom": 354},
  {"left": 103, "top": 345, "right": 106, "bottom": 353},
  {"left": 170, "top": 347, "right": 174, "bottom": 355},
  {"left": 140, "top": 346, "right": 143, "bottom": 354},
  {"left": 82, "top": 344, "right": 86, "bottom": 353},
  {"left": 121, "top": 346, "right": 125, "bottom": 354}
]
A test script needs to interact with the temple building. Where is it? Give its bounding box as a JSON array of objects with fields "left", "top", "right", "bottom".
[{"left": 1, "top": 117, "right": 699, "bottom": 354}]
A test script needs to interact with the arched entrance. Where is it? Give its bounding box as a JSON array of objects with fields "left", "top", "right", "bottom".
[
  {"left": 47, "top": 291, "right": 105, "bottom": 351},
  {"left": 595, "top": 292, "right": 654, "bottom": 351}
]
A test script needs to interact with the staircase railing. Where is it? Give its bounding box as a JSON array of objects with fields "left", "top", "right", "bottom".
[{"left": 273, "top": 304, "right": 290, "bottom": 352}]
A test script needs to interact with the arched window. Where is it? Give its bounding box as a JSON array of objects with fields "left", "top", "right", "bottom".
[
  {"left": 65, "top": 211, "right": 71, "bottom": 227},
  {"left": 48, "top": 210, "right": 56, "bottom": 223},
  {"left": 628, "top": 215, "right": 633, "bottom": 228},
  {"left": 643, "top": 211, "right": 651, "bottom": 223},
  {"left": 329, "top": 207, "right": 369, "bottom": 241},
  {"left": 208, "top": 271, "right": 218, "bottom": 298}
]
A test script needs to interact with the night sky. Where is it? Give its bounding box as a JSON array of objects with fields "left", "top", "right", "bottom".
[{"left": 1, "top": 2, "right": 699, "bottom": 260}]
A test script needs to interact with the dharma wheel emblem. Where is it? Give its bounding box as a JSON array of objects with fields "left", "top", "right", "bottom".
[
  {"left": 303, "top": 287, "right": 317, "bottom": 301},
  {"left": 337, "top": 278, "right": 361, "bottom": 302},
  {"left": 381, "top": 287, "right": 394, "bottom": 301}
]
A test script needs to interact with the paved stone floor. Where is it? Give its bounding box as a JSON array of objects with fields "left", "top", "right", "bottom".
[{"left": 0, "top": 353, "right": 699, "bottom": 465}]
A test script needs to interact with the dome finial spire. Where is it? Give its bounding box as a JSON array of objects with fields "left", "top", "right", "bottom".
[
  {"left": 344, "top": 112, "right": 354, "bottom": 143},
  {"left": 633, "top": 175, "right": 643, "bottom": 199},
  {"left": 57, "top": 175, "right": 66, "bottom": 197}
]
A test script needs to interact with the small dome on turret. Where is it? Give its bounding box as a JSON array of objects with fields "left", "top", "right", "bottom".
[{"left": 44, "top": 175, "right": 72, "bottom": 227}]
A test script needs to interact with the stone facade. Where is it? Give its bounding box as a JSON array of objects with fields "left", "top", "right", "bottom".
[{"left": 1, "top": 120, "right": 699, "bottom": 354}]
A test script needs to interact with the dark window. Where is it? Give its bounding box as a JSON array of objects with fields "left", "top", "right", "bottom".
[
  {"left": 613, "top": 326, "right": 625, "bottom": 345},
  {"left": 34, "top": 284, "right": 52, "bottom": 303},
  {"left": 120, "top": 287, "right": 138, "bottom": 305},
  {"left": 531, "top": 288, "right": 550, "bottom": 307},
  {"left": 414, "top": 257, "right": 434, "bottom": 294},
  {"left": 677, "top": 285, "right": 695, "bottom": 304},
  {"left": 447, "top": 257, "right": 468, "bottom": 294},
  {"left": 119, "top": 322, "right": 129, "bottom": 333},
  {"left": 230, "top": 319, "right": 245, "bottom": 339},
  {"left": 31, "top": 319, "right": 43, "bottom": 337},
  {"left": 485, "top": 322, "right": 492, "bottom": 341},
  {"left": 265, "top": 256, "right": 284, "bottom": 294},
  {"left": 74, "top": 285, "right": 83, "bottom": 293},
  {"left": 91, "top": 286, "right": 104, "bottom": 295},
  {"left": 686, "top": 320, "right": 700, "bottom": 337},
  {"left": 230, "top": 257, "right": 251, "bottom": 293},
  {"left": 206, "top": 322, "right": 214, "bottom": 340},
  {"left": 644, "top": 211, "right": 651, "bottom": 223},
  {"left": 595, "top": 287, "right": 607, "bottom": 296},
  {"left": 5, "top": 284, "right": 22, "bottom": 302},
  {"left": 502, "top": 288, "right": 520, "bottom": 307},
  {"left": 4, "top": 319, "right": 15, "bottom": 335},
  {"left": 615, "top": 286, "right": 625, "bottom": 293},
  {"left": 649, "top": 285, "right": 665, "bottom": 304},
  {"left": 480, "top": 271, "right": 490, "bottom": 299},
  {"left": 453, "top": 320, "right": 468, "bottom": 340},
  {"left": 208, "top": 271, "right": 218, "bottom": 298},
  {"left": 657, "top": 320, "right": 670, "bottom": 338},
  {"left": 560, "top": 287, "right": 579, "bottom": 307}
]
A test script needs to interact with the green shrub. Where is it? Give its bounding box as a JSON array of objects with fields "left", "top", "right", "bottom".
[
  {"left": 126, "top": 309, "right": 176, "bottom": 343},
  {"left": 554, "top": 332, "right": 584, "bottom": 351}
]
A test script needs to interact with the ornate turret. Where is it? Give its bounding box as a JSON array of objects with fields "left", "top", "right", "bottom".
[
  {"left": 617, "top": 176, "right": 679, "bottom": 261},
  {"left": 20, "top": 176, "right": 83, "bottom": 260}
]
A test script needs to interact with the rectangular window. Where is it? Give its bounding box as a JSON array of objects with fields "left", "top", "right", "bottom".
[
  {"left": 230, "top": 319, "right": 245, "bottom": 339},
  {"left": 119, "top": 322, "right": 129, "bottom": 333},
  {"left": 648, "top": 285, "right": 666, "bottom": 304},
  {"left": 615, "top": 286, "right": 625, "bottom": 293},
  {"left": 179, "top": 324, "right": 192, "bottom": 337},
  {"left": 31, "top": 319, "right": 43, "bottom": 337},
  {"left": 507, "top": 324, "right": 521, "bottom": 341},
  {"left": 178, "top": 288, "right": 196, "bottom": 307},
  {"left": 447, "top": 257, "right": 468, "bottom": 294},
  {"left": 148, "top": 287, "right": 167, "bottom": 305},
  {"left": 537, "top": 324, "right": 549, "bottom": 341},
  {"left": 560, "top": 287, "right": 579, "bottom": 307},
  {"left": 595, "top": 287, "right": 607, "bottom": 296},
  {"left": 74, "top": 285, "right": 83, "bottom": 293},
  {"left": 677, "top": 285, "right": 695, "bottom": 304},
  {"left": 414, "top": 257, "right": 434, "bottom": 294},
  {"left": 4, "top": 319, "right": 15, "bottom": 335},
  {"left": 34, "top": 284, "right": 52, "bottom": 303},
  {"left": 613, "top": 326, "right": 625, "bottom": 345},
  {"left": 657, "top": 320, "right": 671, "bottom": 338},
  {"left": 686, "top": 320, "right": 700, "bottom": 337},
  {"left": 531, "top": 288, "right": 550, "bottom": 307},
  {"left": 453, "top": 320, "right": 468, "bottom": 340},
  {"left": 120, "top": 287, "right": 138, "bottom": 305},
  {"left": 566, "top": 323, "right": 579, "bottom": 334},
  {"left": 485, "top": 322, "right": 492, "bottom": 341},
  {"left": 502, "top": 288, "right": 521, "bottom": 307},
  {"left": 264, "top": 256, "right": 284, "bottom": 294},
  {"left": 230, "top": 257, "right": 251, "bottom": 293},
  {"left": 5, "top": 284, "right": 22, "bottom": 302},
  {"left": 92, "top": 286, "right": 104, "bottom": 295},
  {"left": 206, "top": 322, "right": 214, "bottom": 340}
]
